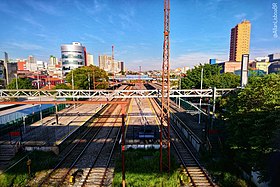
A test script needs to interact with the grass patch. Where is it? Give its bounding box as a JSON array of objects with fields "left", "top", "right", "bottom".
[
  {"left": 0, "top": 150, "right": 58, "bottom": 187},
  {"left": 113, "top": 148, "right": 183, "bottom": 187},
  {"left": 201, "top": 154, "right": 250, "bottom": 187}
]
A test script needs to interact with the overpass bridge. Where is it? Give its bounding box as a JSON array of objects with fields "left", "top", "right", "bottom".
[{"left": 0, "top": 88, "right": 234, "bottom": 100}]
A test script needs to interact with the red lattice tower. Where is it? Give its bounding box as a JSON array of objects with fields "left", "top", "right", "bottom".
[{"left": 160, "top": 0, "right": 170, "bottom": 172}]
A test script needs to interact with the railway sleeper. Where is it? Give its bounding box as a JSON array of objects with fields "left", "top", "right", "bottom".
[
  {"left": 187, "top": 167, "right": 204, "bottom": 171},
  {"left": 188, "top": 171, "right": 205, "bottom": 175},
  {"left": 192, "top": 176, "right": 210, "bottom": 181},
  {"left": 189, "top": 174, "right": 206, "bottom": 177},
  {"left": 192, "top": 182, "right": 212, "bottom": 186}
]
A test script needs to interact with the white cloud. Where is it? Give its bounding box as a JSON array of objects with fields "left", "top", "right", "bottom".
[
  {"left": 171, "top": 52, "right": 228, "bottom": 69},
  {"left": 24, "top": 0, "right": 60, "bottom": 16},
  {"left": 22, "top": 15, "right": 44, "bottom": 29},
  {"left": 74, "top": 0, "right": 107, "bottom": 16},
  {"left": 127, "top": 58, "right": 162, "bottom": 71},
  {"left": 234, "top": 13, "right": 247, "bottom": 20},
  {"left": 9, "top": 42, "right": 43, "bottom": 51},
  {"left": 250, "top": 47, "right": 280, "bottom": 58},
  {"left": 83, "top": 33, "right": 106, "bottom": 44}
]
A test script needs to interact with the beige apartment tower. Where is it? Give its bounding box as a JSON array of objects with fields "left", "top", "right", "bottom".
[{"left": 229, "top": 20, "right": 251, "bottom": 62}]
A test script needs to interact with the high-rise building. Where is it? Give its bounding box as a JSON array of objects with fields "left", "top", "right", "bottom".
[
  {"left": 17, "top": 60, "right": 27, "bottom": 71},
  {"left": 99, "top": 55, "right": 124, "bottom": 73},
  {"left": 49, "top": 55, "right": 58, "bottom": 66},
  {"left": 268, "top": 61, "right": 280, "bottom": 74},
  {"left": 118, "top": 61, "right": 124, "bottom": 72},
  {"left": 61, "top": 42, "right": 86, "bottom": 75},
  {"left": 99, "top": 55, "right": 111, "bottom": 71},
  {"left": 87, "top": 53, "right": 94, "bottom": 66},
  {"left": 229, "top": 20, "right": 251, "bottom": 62},
  {"left": 268, "top": 53, "right": 280, "bottom": 62},
  {"left": 37, "top": 61, "right": 47, "bottom": 70},
  {"left": 0, "top": 60, "right": 5, "bottom": 80},
  {"left": 27, "top": 55, "right": 37, "bottom": 71}
]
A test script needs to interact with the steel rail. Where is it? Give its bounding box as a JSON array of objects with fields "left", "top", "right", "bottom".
[
  {"left": 37, "top": 117, "right": 104, "bottom": 187},
  {"left": 38, "top": 86, "right": 130, "bottom": 186},
  {"left": 38, "top": 100, "right": 119, "bottom": 186},
  {"left": 80, "top": 86, "right": 132, "bottom": 186},
  {"left": 169, "top": 125, "right": 215, "bottom": 186},
  {"left": 99, "top": 125, "right": 121, "bottom": 186},
  {"left": 37, "top": 97, "right": 116, "bottom": 186},
  {"left": 150, "top": 97, "right": 216, "bottom": 186},
  {"left": 80, "top": 107, "right": 122, "bottom": 187}
]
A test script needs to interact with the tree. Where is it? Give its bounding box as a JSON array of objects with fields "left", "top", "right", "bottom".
[
  {"left": 181, "top": 64, "right": 240, "bottom": 89},
  {"left": 220, "top": 74, "right": 280, "bottom": 183},
  {"left": 7, "top": 78, "right": 33, "bottom": 89},
  {"left": 54, "top": 83, "right": 71, "bottom": 90},
  {"left": 65, "top": 66, "right": 108, "bottom": 89}
]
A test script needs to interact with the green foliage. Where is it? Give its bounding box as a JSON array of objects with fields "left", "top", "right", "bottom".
[
  {"left": 220, "top": 73, "right": 280, "bottom": 182},
  {"left": 7, "top": 78, "right": 33, "bottom": 89},
  {"left": 203, "top": 157, "right": 248, "bottom": 187},
  {"left": 65, "top": 65, "right": 108, "bottom": 89},
  {"left": 54, "top": 83, "right": 71, "bottom": 89},
  {"left": 113, "top": 149, "right": 181, "bottom": 187},
  {"left": 0, "top": 151, "right": 58, "bottom": 187},
  {"left": 181, "top": 64, "right": 240, "bottom": 89},
  {"left": 221, "top": 173, "right": 247, "bottom": 187}
]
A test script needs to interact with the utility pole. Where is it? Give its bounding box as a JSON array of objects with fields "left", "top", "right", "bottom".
[
  {"left": 139, "top": 66, "right": 141, "bottom": 83},
  {"left": 92, "top": 68, "right": 95, "bottom": 90},
  {"left": 72, "top": 71, "right": 75, "bottom": 108},
  {"left": 71, "top": 71, "right": 74, "bottom": 90},
  {"left": 15, "top": 73, "right": 18, "bottom": 89},
  {"left": 178, "top": 76, "right": 181, "bottom": 108},
  {"left": 37, "top": 67, "right": 43, "bottom": 125},
  {"left": 112, "top": 45, "right": 116, "bottom": 89},
  {"left": 48, "top": 75, "right": 51, "bottom": 89},
  {"left": 88, "top": 72, "right": 90, "bottom": 90},
  {"left": 161, "top": 0, "right": 170, "bottom": 173},
  {"left": 198, "top": 68, "right": 203, "bottom": 125}
]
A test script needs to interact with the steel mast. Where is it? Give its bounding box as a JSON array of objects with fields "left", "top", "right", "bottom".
[{"left": 160, "top": 0, "right": 170, "bottom": 172}]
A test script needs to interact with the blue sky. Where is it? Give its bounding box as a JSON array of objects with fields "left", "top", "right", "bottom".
[{"left": 0, "top": 0, "right": 279, "bottom": 71}]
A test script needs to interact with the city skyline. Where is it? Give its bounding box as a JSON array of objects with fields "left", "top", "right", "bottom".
[{"left": 0, "top": 0, "right": 279, "bottom": 71}]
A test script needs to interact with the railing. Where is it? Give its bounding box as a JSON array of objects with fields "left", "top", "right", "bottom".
[
  {"left": 0, "top": 88, "right": 235, "bottom": 99},
  {"left": 170, "top": 112, "right": 202, "bottom": 152},
  {"left": 206, "top": 136, "right": 213, "bottom": 153}
]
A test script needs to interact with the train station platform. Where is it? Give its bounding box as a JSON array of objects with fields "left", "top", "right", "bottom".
[
  {"left": 0, "top": 103, "right": 106, "bottom": 154},
  {"left": 125, "top": 85, "right": 160, "bottom": 149}
]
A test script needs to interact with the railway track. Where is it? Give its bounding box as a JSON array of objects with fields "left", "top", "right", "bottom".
[
  {"left": 38, "top": 86, "right": 131, "bottom": 187},
  {"left": 0, "top": 104, "right": 102, "bottom": 175},
  {"left": 149, "top": 98, "right": 216, "bottom": 186},
  {"left": 78, "top": 113, "right": 121, "bottom": 187},
  {"left": 1, "top": 86, "right": 127, "bottom": 175},
  {"left": 0, "top": 104, "right": 83, "bottom": 145}
]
